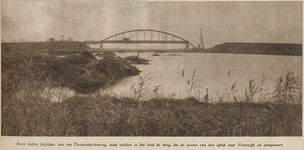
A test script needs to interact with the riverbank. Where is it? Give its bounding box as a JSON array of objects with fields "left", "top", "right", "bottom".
[
  {"left": 202, "top": 42, "right": 302, "bottom": 56},
  {"left": 2, "top": 41, "right": 301, "bottom": 56},
  {"left": 2, "top": 95, "right": 301, "bottom": 136},
  {"left": 1, "top": 41, "right": 90, "bottom": 55},
  {"left": 90, "top": 42, "right": 302, "bottom": 56},
  {"left": 1, "top": 50, "right": 141, "bottom": 94}
]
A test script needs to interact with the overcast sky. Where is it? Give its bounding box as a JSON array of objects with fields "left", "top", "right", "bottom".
[{"left": 1, "top": 1, "right": 302, "bottom": 48}]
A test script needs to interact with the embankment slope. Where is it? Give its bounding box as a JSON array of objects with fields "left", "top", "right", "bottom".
[
  {"left": 1, "top": 41, "right": 90, "bottom": 55},
  {"left": 203, "top": 42, "right": 302, "bottom": 56}
]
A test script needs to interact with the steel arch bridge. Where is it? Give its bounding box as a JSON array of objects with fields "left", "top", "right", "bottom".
[{"left": 85, "top": 29, "right": 197, "bottom": 49}]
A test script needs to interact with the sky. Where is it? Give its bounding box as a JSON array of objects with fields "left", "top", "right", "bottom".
[{"left": 1, "top": 1, "right": 302, "bottom": 48}]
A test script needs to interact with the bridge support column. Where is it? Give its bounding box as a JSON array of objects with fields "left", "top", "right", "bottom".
[
  {"left": 186, "top": 43, "right": 190, "bottom": 52},
  {"left": 100, "top": 43, "right": 103, "bottom": 49}
]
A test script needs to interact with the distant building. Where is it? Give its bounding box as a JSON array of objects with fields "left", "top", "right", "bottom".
[{"left": 61, "top": 35, "right": 64, "bottom": 41}]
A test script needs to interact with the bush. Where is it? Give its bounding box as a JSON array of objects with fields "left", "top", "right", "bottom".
[
  {"left": 79, "top": 50, "right": 96, "bottom": 60},
  {"left": 96, "top": 58, "right": 140, "bottom": 80}
]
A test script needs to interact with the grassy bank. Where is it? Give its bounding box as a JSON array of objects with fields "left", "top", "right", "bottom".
[
  {"left": 1, "top": 50, "right": 140, "bottom": 94},
  {"left": 2, "top": 69, "right": 302, "bottom": 136},
  {"left": 2, "top": 95, "right": 302, "bottom": 136},
  {"left": 1, "top": 41, "right": 89, "bottom": 55},
  {"left": 203, "top": 42, "right": 302, "bottom": 56}
]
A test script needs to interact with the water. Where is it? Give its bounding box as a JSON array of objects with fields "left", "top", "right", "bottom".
[
  {"left": 44, "top": 52, "right": 302, "bottom": 102},
  {"left": 106, "top": 52, "right": 302, "bottom": 102}
]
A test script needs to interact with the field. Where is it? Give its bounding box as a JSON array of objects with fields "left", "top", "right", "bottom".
[{"left": 1, "top": 48, "right": 302, "bottom": 136}]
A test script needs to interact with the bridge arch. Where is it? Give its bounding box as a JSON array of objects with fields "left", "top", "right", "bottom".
[{"left": 100, "top": 29, "right": 197, "bottom": 49}]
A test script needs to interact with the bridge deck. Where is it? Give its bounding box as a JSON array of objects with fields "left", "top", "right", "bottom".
[{"left": 83, "top": 29, "right": 197, "bottom": 48}]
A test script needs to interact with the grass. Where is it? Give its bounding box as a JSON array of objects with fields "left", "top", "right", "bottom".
[
  {"left": 1, "top": 51, "right": 140, "bottom": 94},
  {"left": 2, "top": 94, "right": 301, "bottom": 136},
  {"left": 1, "top": 52, "right": 302, "bottom": 136},
  {"left": 1, "top": 41, "right": 89, "bottom": 55}
]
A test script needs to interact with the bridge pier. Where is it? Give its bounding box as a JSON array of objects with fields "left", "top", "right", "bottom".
[
  {"left": 100, "top": 43, "right": 103, "bottom": 49},
  {"left": 186, "top": 43, "right": 190, "bottom": 52}
]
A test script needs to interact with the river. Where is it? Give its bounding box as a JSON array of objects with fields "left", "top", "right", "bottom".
[
  {"left": 105, "top": 52, "right": 302, "bottom": 102},
  {"left": 43, "top": 52, "right": 302, "bottom": 102}
]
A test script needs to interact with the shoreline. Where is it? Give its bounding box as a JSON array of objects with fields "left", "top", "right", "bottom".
[{"left": 2, "top": 42, "right": 302, "bottom": 56}]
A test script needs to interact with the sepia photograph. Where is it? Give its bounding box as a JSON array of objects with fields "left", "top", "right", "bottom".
[{"left": 1, "top": 0, "right": 303, "bottom": 148}]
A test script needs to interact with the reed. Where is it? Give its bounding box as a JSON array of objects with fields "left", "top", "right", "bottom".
[
  {"left": 2, "top": 93, "right": 301, "bottom": 136},
  {"left": 272, "top": 71, "right": 302, "bottom": 103}
]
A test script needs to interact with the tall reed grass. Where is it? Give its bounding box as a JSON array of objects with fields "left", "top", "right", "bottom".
[{"left": 2, "top": 94, "right": 301, "bottom": 136}]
